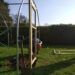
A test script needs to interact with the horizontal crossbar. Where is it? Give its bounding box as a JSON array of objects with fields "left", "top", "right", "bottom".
[
  {"left": 8, "top": 3, "right": 28, "bottom": 5},
  {"left": 59, "top": 50, "right": 75, "bottom": 51},
  {"left": 32, "top": 25, "right": 37, "bottom": 29},
  {"left": 58, "top": 53, "right": 75, "bottom": 54},
  {"left": 53, "top": 49, "right": 75, "bottom": 55},
  {"left": 32, "top": 57, "right": 37, "bottom": 65}
]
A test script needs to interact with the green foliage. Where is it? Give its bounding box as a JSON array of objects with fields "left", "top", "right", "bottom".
[
  {"left": 0, "top": 0, "right": 12, "bottom": 26},
  {"left": 1, "top": 24, "right": 75, "bottom": 45},
  {"left": 39, "top": 24, "right": 75, "bottom": 45},
  {"left": 13, "top": 14, "right": 28, "bottom": 26}
]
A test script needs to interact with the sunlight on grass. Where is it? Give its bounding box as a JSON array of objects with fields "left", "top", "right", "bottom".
[{"left": 0, "top": 46, "right": 75, "bottom": 75}]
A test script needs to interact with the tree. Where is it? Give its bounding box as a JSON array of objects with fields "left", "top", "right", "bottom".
[
  {"left": 0, "top": 0, "right": 12, "bottom": 46},
  {"left": 0, "top": 0, "right": 12, "bottom": 27},
  {"left": 13, "top": 14, "right": 28, "bottom": 27}
]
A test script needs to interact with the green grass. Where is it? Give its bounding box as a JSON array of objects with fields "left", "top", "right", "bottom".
[
  {"left": 0, "top": 46, "right": 75, "bottom": 75},
  {"left": 32, "top": 46, "right": 75, "bottom": 75}
]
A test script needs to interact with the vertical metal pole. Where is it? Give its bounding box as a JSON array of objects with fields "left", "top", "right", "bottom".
[
  {"left": 16, "top": 0, "right": 24, "bottom": 75},
  {"left": 8, "top": 29, "right": 9, "bottom": 47},
  {"left": 16, "top": 20, "right": 19, "bottom": 75},
  {"left": 29, "top": 0, "right": 32, "bottom": 69},
  {"left": 34, "top": 11, "right": 37, "bottom": 56},
  {"left": 10, "top": 26, "right": 12, "bottom": 43},
  {"left": 37, "top": 10, "right": 40, "bottom": 39}
]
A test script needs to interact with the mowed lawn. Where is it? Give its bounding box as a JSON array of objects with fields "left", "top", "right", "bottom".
[{"left": 0, "top": 46, "right": 75, "bottom": 75}]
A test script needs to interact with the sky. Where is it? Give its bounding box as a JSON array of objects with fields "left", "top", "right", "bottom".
[{"left": 4, "top": 0, "right": 75, "bottom": 25}]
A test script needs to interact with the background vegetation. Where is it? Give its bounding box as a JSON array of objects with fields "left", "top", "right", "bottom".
[{"left": 1, "top": 25, "right": 75, "bottom": 46}]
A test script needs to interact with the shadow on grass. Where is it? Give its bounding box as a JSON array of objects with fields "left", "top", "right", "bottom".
[
  {"left": 0, "top": 54, "right": 29, "bottom": 65},
  {"left": 1, "top": 55, "right": 75, "bottom": 75},
  {"left": 0, "top": 54, "right": 30, "bottom": 75},
  {"left": 0, "top": 70, "right": 15, "bottom": 74},
  {"left": 0, "top": 55, "right": 16, "bottom": 60},
  {"left": 32, "top": 57, "right": 75, "bottom": 75},
  {"left": 0, "top": 55, "right": 17, "bottom": 75}
]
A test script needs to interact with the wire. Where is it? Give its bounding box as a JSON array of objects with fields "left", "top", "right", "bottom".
[
  {"left": 0, "top": 28, "right": 9, "bottom": 36},
  {"left": 0, "top": 41, "right": 8, "bottom": 47},
  {"left": 0, "top": 13, "right": 8, "bottom": 28},
  {"left": 0, "top": 13, "right": 10, "bottom": 47},
  {"left": 0, "top": 14, "right": 10, "bottom": 36}
]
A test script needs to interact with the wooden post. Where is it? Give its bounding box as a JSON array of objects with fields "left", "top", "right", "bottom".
[
  {"left": 29, "top": 0, "right": 37, "bottom": 69},
  {"left": 29, "top": 0, "right": 32, "bottom": 69}
]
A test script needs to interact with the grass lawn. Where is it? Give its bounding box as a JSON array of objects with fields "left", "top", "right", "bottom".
[{"left": 0, "top": 46, "right": 75, "bottom": 75}]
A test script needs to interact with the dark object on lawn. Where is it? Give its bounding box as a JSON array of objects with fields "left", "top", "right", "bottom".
[{"left": 32, "top": 38, "right": 42, "bottom": 54}]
